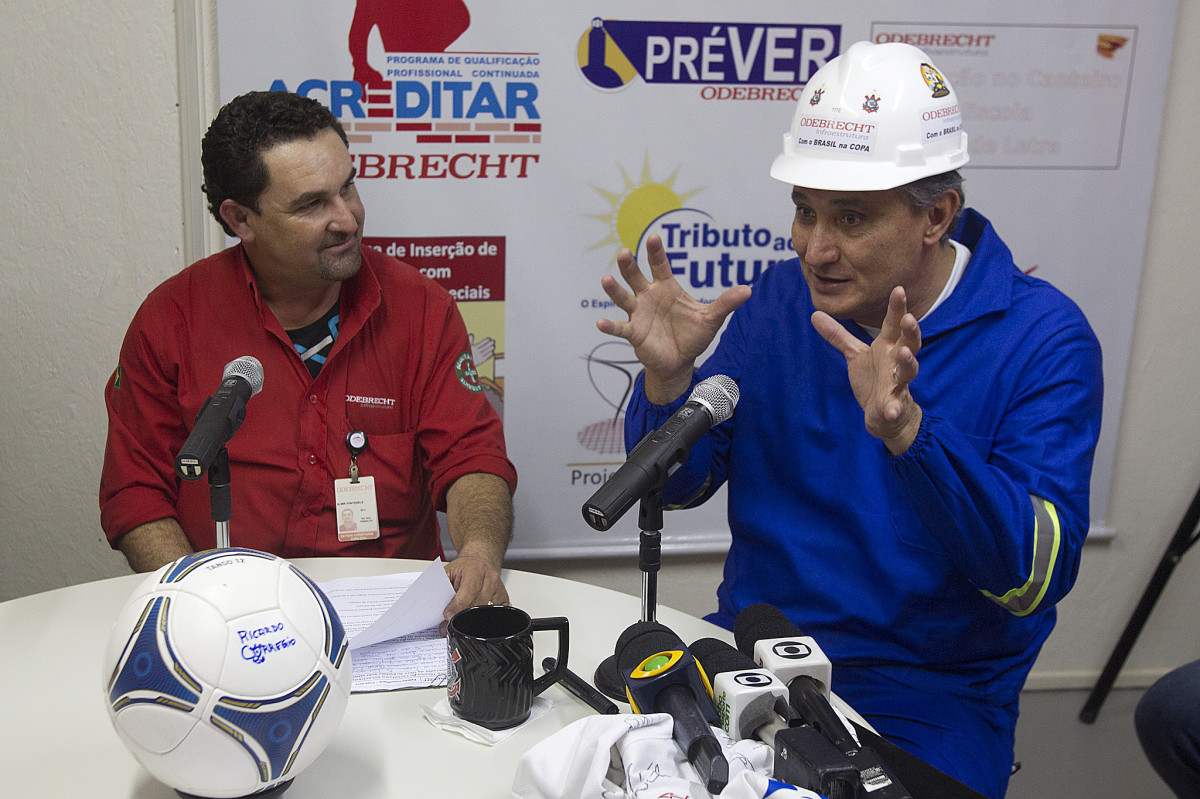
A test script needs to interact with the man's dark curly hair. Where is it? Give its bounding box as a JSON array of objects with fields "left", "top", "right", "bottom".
[{"left": 201, "top": 91, "right": 349, "bottom": 236}]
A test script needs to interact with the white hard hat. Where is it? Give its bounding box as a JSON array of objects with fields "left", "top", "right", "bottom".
[{"left": 770, "top": 41, "right": 969, "bottom": 191}]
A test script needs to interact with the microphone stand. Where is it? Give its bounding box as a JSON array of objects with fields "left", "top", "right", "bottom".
[
  {"left": 582, "top": 375, "right": 739, "bottom": 703},
  {"left": 639, "top": 489, "right": 663, "bottom": 623},
  {"left": 208, "top": 446, "right": 232, "bottom": 549},
  {"left": 594, "top": 487, "right": 665, "bottom": 701}
]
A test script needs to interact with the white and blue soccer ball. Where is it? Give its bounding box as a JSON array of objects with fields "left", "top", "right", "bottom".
[{"left": 102, "top": 549, "right": 351, "bottom": 798}]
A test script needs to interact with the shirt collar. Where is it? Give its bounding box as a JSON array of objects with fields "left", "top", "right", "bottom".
[{"left": 232, "top": 242, "right": 382, "bottom": 338}]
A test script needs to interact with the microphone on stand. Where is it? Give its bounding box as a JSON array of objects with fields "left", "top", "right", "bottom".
[
  {"left": 174, "top": 356, "right": 263, "bottom": 551},
  {"left": 582, "top": 374, "right": 738, "bottom": 531},
  {"left": 584, "top": 375, "right": 739, "bottom": 702},
  {"left": 175, "top": 356, "right": 264, "bottom": 481}
]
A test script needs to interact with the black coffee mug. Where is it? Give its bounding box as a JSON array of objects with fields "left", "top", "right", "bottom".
[{"left": 446, "top": 605, "right": 569, "bottom": 730}]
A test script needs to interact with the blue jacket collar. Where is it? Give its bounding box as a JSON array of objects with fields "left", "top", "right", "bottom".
[{"left": 917, "top": 208, "right": 1016, "bottom": 339}]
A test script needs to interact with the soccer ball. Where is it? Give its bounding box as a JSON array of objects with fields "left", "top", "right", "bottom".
[{"left": 102, "top": 549, "right": 352, "bottom": 798}]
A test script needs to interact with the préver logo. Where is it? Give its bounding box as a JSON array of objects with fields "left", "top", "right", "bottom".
[{"left": 577, "top": 18, "right": 841, "bottom": 101}]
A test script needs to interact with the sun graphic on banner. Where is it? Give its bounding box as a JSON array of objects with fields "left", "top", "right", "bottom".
[
  {"left": 588, "top": 155, "right": 702, "bottom": 252},
  {"left": 579, "top": 158, "right": 702, "bottom": 456}
]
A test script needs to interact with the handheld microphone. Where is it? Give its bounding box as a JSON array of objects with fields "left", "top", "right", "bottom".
[
  {"left": 734, "top": 604, "right": 912, "bottom": 798},
  {"left": 689, "top": 637, "right": 794, "bottom": 744},
  {"left": 174, "top": 356, "right": 264, "bottom": 481},
  {"left": 616, "top": 621, "right": 728, "bottom": 794},
  {"left": 733, "top": 603, "right": 833, "bottom": 695},
  {"left": 691, "top": 637, "right": 861, "bottom": 799},
  {"left": 582, "top": 375, "right": 738, "bottom": 531}
]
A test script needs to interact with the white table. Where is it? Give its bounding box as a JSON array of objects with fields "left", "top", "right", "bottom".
[{"left": 0, "top": 558, "right": 766, "bottom": 797}]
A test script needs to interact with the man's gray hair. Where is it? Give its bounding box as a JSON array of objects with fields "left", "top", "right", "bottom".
[{"left": 895, "top": 171, "right": 965, "bottom": 243}]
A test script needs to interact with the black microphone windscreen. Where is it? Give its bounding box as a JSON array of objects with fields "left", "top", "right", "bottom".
[
  {"left": 734, "top": 603, "right": 803, "bottom": 656},
  {"left": 690, "top": 637, "right": 759, "bottom": 676},
  {"left": 615, "top": 621, "right": 685, "bottom": 672}
]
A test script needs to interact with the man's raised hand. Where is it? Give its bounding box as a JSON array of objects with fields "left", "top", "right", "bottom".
[
  {"left": 811, "top": 286, "right": 923, "bottom": 455},
  {"left": 596, "top": 234, "right": 750, "bottom": 404}
]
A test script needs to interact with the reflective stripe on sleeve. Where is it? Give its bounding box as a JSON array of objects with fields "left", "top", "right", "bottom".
[{"left": 981, "top": 495, "right": 1062, "bottom": 616}]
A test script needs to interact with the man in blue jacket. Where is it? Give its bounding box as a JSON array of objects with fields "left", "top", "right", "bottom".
[{"left": 596, "top": 41, "right": 1103, "bottom": 799}]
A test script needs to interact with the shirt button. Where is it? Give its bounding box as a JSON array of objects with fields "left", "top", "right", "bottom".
[
  {"left": 308, "top": 394, "right": 318, "bottom": 404},
  {"left": 308, "top": 454, "right": 318, "bottom": 465}
]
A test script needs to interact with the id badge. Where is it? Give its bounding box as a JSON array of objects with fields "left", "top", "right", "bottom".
[{"left": 335, "top": 475, "right": 380, "bottom": 541}]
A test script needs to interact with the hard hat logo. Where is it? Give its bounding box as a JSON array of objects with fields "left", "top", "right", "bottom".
[
  {"left": 921, "top": 63, "right": 951, "bottom": 98},
  {"left": 769, "top": 40, "right": 970, "bottom": 192}
]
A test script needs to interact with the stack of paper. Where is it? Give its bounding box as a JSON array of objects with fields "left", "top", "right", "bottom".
[{"left": 318, "top": 560, "right": 456, "bottom": 692}]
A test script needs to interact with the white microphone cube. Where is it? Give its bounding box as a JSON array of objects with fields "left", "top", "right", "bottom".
[
  {"left": 712, "top": 668, "right": 787, "bottom": 738},
  {"left": 752, "top": 636, "right": 832, "bottom": 698}
]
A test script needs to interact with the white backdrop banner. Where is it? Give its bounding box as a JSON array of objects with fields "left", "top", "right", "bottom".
[{"left": 217, "top": 1, "right": 1177, "bottom": 557}]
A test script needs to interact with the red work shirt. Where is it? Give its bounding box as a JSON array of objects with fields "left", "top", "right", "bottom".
[{"left": 100, "top": 244, "right": 516, "bottom": 559}]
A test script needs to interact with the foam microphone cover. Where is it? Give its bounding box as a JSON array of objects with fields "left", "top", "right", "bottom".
[
  {"left": 615, "top": 621, "right": 683, "bottom": 671},
  {"left": 734, "top": 603, "right": 803, "bottom": 656},
  {"left": 690, "top": 636, "right": 760, "bottom": 675}
]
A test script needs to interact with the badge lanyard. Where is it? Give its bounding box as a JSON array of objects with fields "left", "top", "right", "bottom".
[{"left": 335, "top": 429, "right": 380, "bottom": 542}]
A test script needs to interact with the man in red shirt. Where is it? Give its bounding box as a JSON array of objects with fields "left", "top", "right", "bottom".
[{"left": 100, "top": 91, "right": 517, "bottom": 623}]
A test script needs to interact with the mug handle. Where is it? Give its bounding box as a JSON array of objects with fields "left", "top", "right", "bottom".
[{"left": 530, "top": 616, "right": 570, "bottom": 696}]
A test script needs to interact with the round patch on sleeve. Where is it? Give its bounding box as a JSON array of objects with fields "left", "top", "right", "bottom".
[{"left": 455, "top": 352, "right": 482, "bottom": 392}]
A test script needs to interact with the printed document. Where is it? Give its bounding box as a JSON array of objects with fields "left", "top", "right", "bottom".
[{"left": 319, "top": 559, "right": 455, "bottom": 692}]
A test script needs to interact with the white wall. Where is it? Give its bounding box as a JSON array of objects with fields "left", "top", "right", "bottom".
[
  {"left": 2, "top": 1, "right": 1198, "bottom": 688},
  {"left": 0, "top": 2, "right": 184, "bottom": 592}
]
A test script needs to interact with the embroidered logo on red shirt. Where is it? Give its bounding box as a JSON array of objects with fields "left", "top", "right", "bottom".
[
  {"left": 346, "top": 394, "right": 397, "bottom": 408},
  {"left": 455, "top": 352, "right": 482, "bottom": 392}
]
